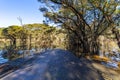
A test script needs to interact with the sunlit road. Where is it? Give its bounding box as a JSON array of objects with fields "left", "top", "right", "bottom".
[{"left": 1, "top": 49, "right": 104, "bottom": 80}]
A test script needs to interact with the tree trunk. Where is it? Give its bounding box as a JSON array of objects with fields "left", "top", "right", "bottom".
[
  {"left": 112, "top": 28, "right": 120, "bottom": 48},
  {"left": 29, "top": 34, "right": 32, "bottom": 50},
  {"left": 89, "top": 36, "right": 100, "bottom": 55},
  {"left": 10, "top": 37, "right": 16, "bottom": 48},
  {"left": 82, "top": 41, "right": 90, "bottom": 56},
  {"left": 13, "top": 39, "right": 16, "bottom": 48}
]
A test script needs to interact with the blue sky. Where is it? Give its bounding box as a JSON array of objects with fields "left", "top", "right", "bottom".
[{"left": 0, "top": 0, "right": 44, "bottom": 27}]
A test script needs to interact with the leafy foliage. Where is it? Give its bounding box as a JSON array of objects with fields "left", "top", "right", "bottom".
[
  {"left": 2, "top": 25, "right": 23, "bottom": 47},
  {"left": 38, "top": 0, "right": 120, "bottom": 56}
]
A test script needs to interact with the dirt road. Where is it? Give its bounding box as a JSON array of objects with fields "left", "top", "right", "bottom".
[{"left": 1, "top": 49, "right": 104, "bottom": 80}]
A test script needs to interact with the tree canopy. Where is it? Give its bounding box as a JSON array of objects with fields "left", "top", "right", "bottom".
[
  {"left": 2, "top": 25, "right": 23, "bottom": 47},
  {"left": 38, "top": 0, "right": 120, "bottom": 56}
]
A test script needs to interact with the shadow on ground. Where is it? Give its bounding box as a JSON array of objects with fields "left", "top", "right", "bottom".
[{"left": 1, "top": 49, "right": 104, "bottom": 80}]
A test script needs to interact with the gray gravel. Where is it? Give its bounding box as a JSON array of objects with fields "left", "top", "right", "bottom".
[{"left": 0, "top": 49, "right": 104, "bottom": 80}]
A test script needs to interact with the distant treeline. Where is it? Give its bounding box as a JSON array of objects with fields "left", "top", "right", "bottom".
[{"left": 0, "top": 23, "right": 66, "bottom": 50}]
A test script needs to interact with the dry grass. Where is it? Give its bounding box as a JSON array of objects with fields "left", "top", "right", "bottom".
[
  {"left": 118, "top": 62, "right": 120, "bottom": 68},
  {"left": 92, "top": 55, "right": 120, "bottom": 69},
  {"left": 92, "top": 62, "right": 120, "bottom": 80},
  {"left": 92, "top": 55, "right": 110, "bottom": 62}
]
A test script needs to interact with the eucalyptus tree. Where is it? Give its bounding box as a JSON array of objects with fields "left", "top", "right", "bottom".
[
  {"left": 2, "top": 25, "right": 23, "bottom": 48},
  {"left": 0, "top": 28, "right": 3, "bottom": 37},
  {"left": 25, "top": 23, "right": 43, "bottom": 49},
  {"left": 24, "top": 23, "right": 55, "bottom": 49},
  {"left": 112, "top": 23, "right": 120, "bottom": 48},
  {"left": 38, "top": 0, "right": 119, "bottom": 56},
  {"left": 112, "top": 5, "right": 120, "bottom": 48}
]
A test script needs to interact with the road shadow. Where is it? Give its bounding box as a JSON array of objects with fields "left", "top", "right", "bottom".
[{"left": 1, "top": 49, "right": 104, "bottom": 80}]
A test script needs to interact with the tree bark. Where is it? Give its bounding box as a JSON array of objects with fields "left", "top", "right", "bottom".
[{"left": 112, "top": 28, "right": 120, "bottom": 48}]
